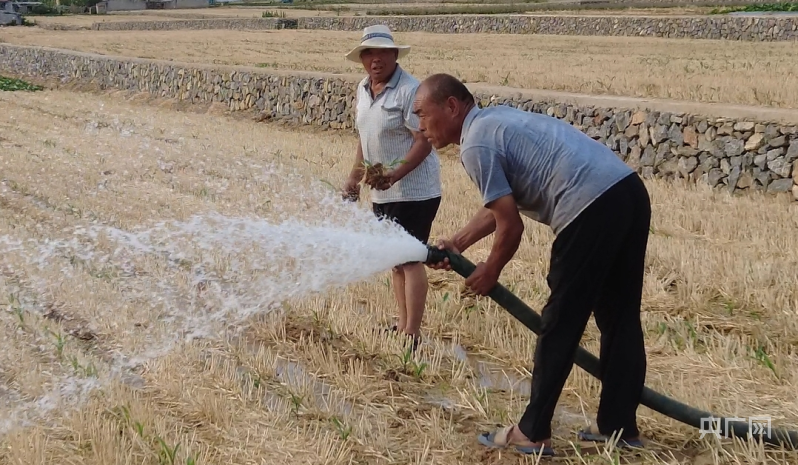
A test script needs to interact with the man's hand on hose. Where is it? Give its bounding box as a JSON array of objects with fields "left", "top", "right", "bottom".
[
  {"left": 426, "top": 238, "right": 460, "bottom": 271},
  {"left": 463, "top": 195, "right": 523, "bottom": 296},
  {"left": 465, "top": 261, "right": 501, "bottom": 296}
]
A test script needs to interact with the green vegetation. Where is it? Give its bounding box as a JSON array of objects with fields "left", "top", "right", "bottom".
[
  {"left": 32, "top": 0, "right": 102, "bottom": 10},
  {"left": 261, "top": 9, "right": 286, "bottom": 17},
  {"left": 26, "top": 4, "right": 61, "bottom": 15},
  {"left": 710, "top": 2, "right": 798, "bottom": 13},
  {"left": 0, "top": 76, "right": 44, "bottom": 92}
]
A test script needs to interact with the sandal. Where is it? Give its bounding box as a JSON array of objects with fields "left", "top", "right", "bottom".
[
  {"left": 399, "top": 331, "right": 422, "bottom": 352},
  {"left": 576, "top": 424, "right": 644, "bottom": 449},
  {"left": 407, "top": 333, "right": 421, "bottom": 352},
  {"left": 372, "top": 324, "right": 397, "bottom": 336},
  {"left": 477, "top": 425, "right": 556, "bottom": 456}
]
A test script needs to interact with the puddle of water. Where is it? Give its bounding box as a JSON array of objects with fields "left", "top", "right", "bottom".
[
  {"left": 233, "top": 365, "right": 285, "bottom": 412},
  {"left": 222, "top": 337, "right": 354, "bottom": 419},
  {"left": 0, "top": 384, "right": 20, "bottom": 409},
  {"left": 119, "top": 372, "right": 146, "bottom": 390},
  {"left": 272, "top": 356, "right": 354, "bottom": 417},
  {"left": 425, "top": 394, "right": 458, "bottom": 410},
  {"left": 446, "top": 343, "right": 589, "bottom": 434},
  {"left": 452, "top": 344, "right": 531, "bottom": 396}
]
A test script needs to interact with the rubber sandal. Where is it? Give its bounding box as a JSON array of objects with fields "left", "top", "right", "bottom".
[
  {"left": 372, "top": 324, "right": 397, "bottom": 336},
  {"left": 402, "top": 332, "right": 422, "bottom": 352},
  {"left": 577, "top": 426, "right": 644, "bottom": 449},
  {"left": 477, "top": 425, "right": 556, "bottom": 456}
]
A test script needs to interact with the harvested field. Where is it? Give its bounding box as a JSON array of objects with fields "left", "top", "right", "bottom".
[
  {"left": 3, "top": 27, "right": 797, "bottom": 108},
  {"left": 25, "top": 13, "right": 204, "bottom": 28},
  {"left": 29, "top": 4, "right": 725, "bottom": 22},
  {"left": 27, "top": 7, "right": 344, "bottom": 26},
  {"left": 310, "top": 3, "right": 721, "bottom": 15},
  {"left": 0, "top": 86, "right": 797, "bottom": 464}
]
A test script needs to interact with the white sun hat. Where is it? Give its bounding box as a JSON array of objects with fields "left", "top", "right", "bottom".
[{"left": 345, "top": 25, "right": 411, "bottom": 63}]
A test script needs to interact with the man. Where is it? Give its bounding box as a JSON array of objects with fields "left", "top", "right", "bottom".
[
  {"left": 341, "top": 26, "right": 442, "bottom": 348},
  {"left": 415, "top": 73, "right": 650, "bottom": 456}
]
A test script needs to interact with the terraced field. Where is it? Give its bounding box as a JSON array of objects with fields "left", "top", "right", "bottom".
[{"left": 3, "top": 27, "right": 798, "bottom": 108}]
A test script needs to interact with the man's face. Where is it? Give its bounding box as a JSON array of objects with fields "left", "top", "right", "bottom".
[
  {"left": 413, "top": 87, "right": 456, "bottom": 149},
  {"left": 360, "top": 48, "right": 397, "bottom": 82}
]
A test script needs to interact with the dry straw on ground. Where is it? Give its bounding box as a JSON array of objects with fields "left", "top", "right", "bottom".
[
  {"left": 28, "top": 3, "right": 723, "bottom": 21},
  {"left": 0, "top": 87, "right": 796, "bottom": 464},
  {"left": 25, "top": 6, "right": 346, "bottom": 25},
  {"left": 3, "top": 26, "right": 798, "bottom": 109}
]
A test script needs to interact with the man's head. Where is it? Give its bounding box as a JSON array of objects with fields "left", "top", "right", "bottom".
[
  {"left": 412, "top": 73, "right": 476, "bottom": 149},
  {"left": 360, "top": 47, "right": 398, "bottom": 83},
  {"left": 345, "top": 25, "right": 410, "bottom": 83}
]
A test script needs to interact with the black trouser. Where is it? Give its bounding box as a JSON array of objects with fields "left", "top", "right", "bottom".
[
  {"left": 373, "top": 196, "right": 441, "bottom": 245},
  {"left": 517, "top": 172, "right": 651, "bottom": 442}
]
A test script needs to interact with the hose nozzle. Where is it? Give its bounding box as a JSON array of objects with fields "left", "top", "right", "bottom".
[{"left": 424, "top": 243, "right": 449, "bottom": 266}]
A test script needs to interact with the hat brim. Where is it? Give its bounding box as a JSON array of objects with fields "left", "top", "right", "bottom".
[{"left": 345, "top": 45, "right": 411, "bottom": 63}]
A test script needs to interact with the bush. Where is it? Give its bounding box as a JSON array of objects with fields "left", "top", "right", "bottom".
[
  {"left": 0, "top": 76, "right": 44, "bottom": 92},
  {"left": 28, "top": 4, "right": 61, "bottom": 15}
]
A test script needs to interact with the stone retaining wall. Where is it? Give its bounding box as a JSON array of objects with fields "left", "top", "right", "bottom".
[
  {"left": 1, "top": 44, "right": 796, "bottom": 199},
  {"left": 87, "top": 14, "right": 798, "bottom": 41},
  {"left": 90, "top": 17, "right": 297, "bottom": 31},
  {"left": 299, "top": 15, "right": 798, "bottom": 41}
]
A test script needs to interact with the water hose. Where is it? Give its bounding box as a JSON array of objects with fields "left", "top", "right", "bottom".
[{"left": 424, "top": 245, "right": 798, "bottom": 450}]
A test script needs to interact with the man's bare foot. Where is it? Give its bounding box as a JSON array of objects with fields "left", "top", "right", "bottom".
[
  {"left": 578, "top": 423, "right": 644, "bottom": 448},
  {"left": 507, "top": 425, "right": 551, "bottom": 448},
  {"left": 585, "top": 423, "right": 639, "bottom": 442},
  {"left": 477, "top": 425, "right": 557, "bottom": 457}
]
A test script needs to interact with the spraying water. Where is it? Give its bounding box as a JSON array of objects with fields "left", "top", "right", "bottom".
[
  {"left": 0, "top": 159, "right": 429, "bottom": 435},
  {"left": 74, "top": 207, "right": 429, "bottom": 328}
]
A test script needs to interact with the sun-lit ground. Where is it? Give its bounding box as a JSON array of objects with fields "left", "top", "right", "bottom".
[
  {"left": 20, "top": 4, "right": 728, "bottom": 29},
  {"left": 182, "top": 3, "right": 721, "bottom": 16},
  {"left": 0, "top": 86, "right": 796, "bottom": 464},
  {"left": 27, "top": 6, "right": 345, "bottom": 24},
  {"left": 19, "top": 7, "right": 723, "bottom": 28},
  {"left": 4, "top": 27, "right": 797, "bottom": 109},
  {"left": 286, "top": 3, "right": 721, "bottom": 15},
  {"left": 24, "top": 3, "right": 724, "bottom": 23}
]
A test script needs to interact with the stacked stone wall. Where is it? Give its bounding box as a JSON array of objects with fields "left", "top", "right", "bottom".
[
  {"left": 1, "top": 44, "right": 796, "bottom": 199},
  {"left": 89, "top": 17, "right": 297, "bottom": 31},
  {"left": 85, "top": 14, "right": 798, "bottom": 41},
  {"left": 299, "top": 14, "right": 798, "bottom": 41}
]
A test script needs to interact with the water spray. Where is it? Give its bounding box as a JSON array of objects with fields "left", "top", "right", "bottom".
[{"left": 424, "top": 245, "right": 798, "bottom": 450}]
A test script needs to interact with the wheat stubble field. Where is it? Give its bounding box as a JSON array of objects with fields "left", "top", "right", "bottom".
[
  {"left": 3, "top": 10, "right": 798, "bottom": 465},
  {"left": 0, "top": 83, "right": 797, "bottom": 464},
  {"left": 4, "top": 27, "right": 798, "bottom": 108}
]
